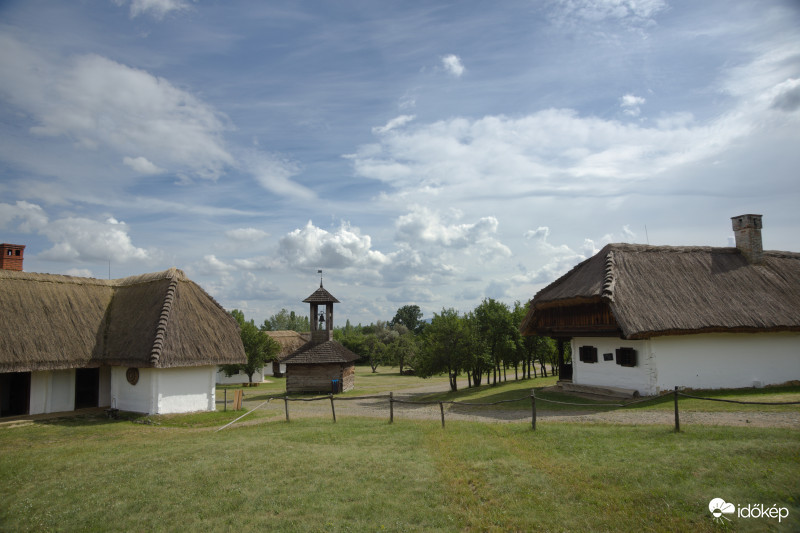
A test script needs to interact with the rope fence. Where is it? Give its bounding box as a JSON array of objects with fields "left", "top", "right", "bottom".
[{"left": 215, "top": 386, "right": 800, "bottom": 432}]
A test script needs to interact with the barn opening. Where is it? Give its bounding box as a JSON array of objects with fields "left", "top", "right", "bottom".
[
  {"left": 0, "top": 372, "right": 31, "bottom": 417},
  {"left": 75, "top": 368, "right": 100, "bottom": 409}
]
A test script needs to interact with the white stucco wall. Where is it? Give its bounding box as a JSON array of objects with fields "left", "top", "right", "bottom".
[
  {"left": 571, "top": 338, "right": 654, "bottom": 395},
  {"left": 112, "top": 366, "right": 155, "bottom": 413},
  {"left": 28, "top": 369, "right": 75, "bottom": 415},
  {"left": 98, "top": 366, "right": 111, "bottom": 408},
  {"left": 112, "top": 365, "right": 216, "bottom": 414},
  {"left": 156, "top": 366, "right": 216, "bottom": 414},
  {"left": 651, "top": 332, "right": 800, "bottom": 392},
  {"left": 571, "top": 332, "right": 800, "bottom": 395}
]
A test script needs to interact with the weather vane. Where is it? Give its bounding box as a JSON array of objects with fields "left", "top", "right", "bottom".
[{"left": 318, "top": 269, "right": 323, "bottom": 287}]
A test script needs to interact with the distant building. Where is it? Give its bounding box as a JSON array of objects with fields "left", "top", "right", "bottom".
[
  {"left": 0, "top": 251, "right": 245, "bottom": 417},
  {"left": 215, "top": 330, "right": 309, "bottom": 384},
  {"left": 282, "top": 281, "right": 359, "bottom": 393},
  {"left": 520, "top": 215, "right": 800, "bottom": 396}
]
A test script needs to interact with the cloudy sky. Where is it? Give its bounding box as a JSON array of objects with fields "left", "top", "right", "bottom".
[{"left": 1, "top": 0, "right": 799, "bottom": 326}]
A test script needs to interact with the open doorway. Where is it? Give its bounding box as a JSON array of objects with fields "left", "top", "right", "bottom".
[
  {"left": 75, "top": 368, "right": 99, "bottom": 409},
  {"left": 1, "top": 372, "right": 31, "bottom": 417}
]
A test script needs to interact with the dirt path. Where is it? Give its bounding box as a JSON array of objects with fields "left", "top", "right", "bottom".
[{"left": 239, "top": 381, "right": 800, "bottom": 429}]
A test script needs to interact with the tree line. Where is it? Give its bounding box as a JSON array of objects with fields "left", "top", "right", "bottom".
[
  {"left": 334, "top": 301, "right": 567, "bottom": 391},
  {"left": 222, "top": 302, "right": 567, "bottom": 391}
]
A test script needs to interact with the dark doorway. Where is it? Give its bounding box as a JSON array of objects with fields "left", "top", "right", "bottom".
[
  {"left": 1, "top": 372, "right": 31, "bottom": 417},
  {"left": 75, "top": 368, "right": 99, "bottom": 409}
]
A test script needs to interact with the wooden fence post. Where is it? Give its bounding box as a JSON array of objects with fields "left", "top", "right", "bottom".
[
  {"left": 389, "top": 392, "right": 394, "bottom": 424},
  {"left": 224, "top": 388, "right": 227, "bottom": 412},
  {"left": 233, "top": 389, "right": 243, "bottom": 411},
  {"left": 673, "top": 386, "right": 680, "bottom": 432},
  {"left": 439, "top": 402, "right": 445, "bottom": 428},
  {"left": 531, "top": 389, "right": 536, "bottom": 431},
  {"left": 330, "top": 393, "right": 336, "bottom": 423},
  {"left": 284, "top": 395, "right": 290, "bottom": 422}
]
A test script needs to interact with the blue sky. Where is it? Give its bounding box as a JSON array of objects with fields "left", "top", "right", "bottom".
[{"left": 1, "top": 0, "right": 799, "bottom": 326}]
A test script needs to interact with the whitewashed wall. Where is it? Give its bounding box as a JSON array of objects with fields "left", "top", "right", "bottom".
[
  {"left": 652, "top": 332, "right": 800, "bottom": 392},
  {"left": 571, "top": 338, "right": 654, "bottom": 395},
  {"left": 156, "top": 366, "right": 216, "bottom": 414},
  {"left": 98, "top": 366, "right": 111, "bottom": 408},
  {"left": 28, "top": 369, "right": 75, "bottom": 415},
  {"left": 112, "top": 366, "right": 155, "bottom": 413},
  {"left": 571, "top": 332, "right": 800, "bottom": 395},
  {"left": 112, "top": 365, "right": 216, "bottom": 414}
]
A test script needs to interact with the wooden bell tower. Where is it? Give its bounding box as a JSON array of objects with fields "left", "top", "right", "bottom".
[{"left": 303, "top": 272, "right": 340, "bottom": 344}]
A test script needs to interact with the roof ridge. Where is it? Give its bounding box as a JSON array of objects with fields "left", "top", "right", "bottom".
[
  {"left": 601, "top": 249, "right": 616, "bottom": 302},
  {"left": 149, "top": 274, "right": 179, "bottom": 366}
]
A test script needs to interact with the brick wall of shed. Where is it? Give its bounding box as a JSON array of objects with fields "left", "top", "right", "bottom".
[{"left": 286, "top": 363, "right": 344, "bottom": 393}]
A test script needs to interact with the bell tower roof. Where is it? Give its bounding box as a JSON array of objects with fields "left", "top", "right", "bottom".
[{"left": 303, "top": 284, "right": 340, "bottom": 304}]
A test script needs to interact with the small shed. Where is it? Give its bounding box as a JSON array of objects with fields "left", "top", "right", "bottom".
[{"left": 282, "top": 281, "right": 359, "bottom": 393}]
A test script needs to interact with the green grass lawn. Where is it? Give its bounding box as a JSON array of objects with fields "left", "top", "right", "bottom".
[{"left": 0, "top": 414, "right": 797, "bottom": 532}]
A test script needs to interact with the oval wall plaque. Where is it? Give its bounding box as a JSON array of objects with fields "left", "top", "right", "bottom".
[{"left": 126, "top": 367, "right": 140, "bottom": 386}]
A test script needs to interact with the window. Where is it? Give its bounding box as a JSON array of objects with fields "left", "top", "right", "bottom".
[
  {"left": 616, "top": 347, "right": 637, "bottom": 367},
  {"left": 578, "top": 345, "right": 598, "bottom": 363}
]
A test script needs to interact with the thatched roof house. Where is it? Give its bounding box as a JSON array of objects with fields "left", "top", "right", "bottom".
[
  {"left": 520, "top": 215, "right": 800, "bottom": 396},
  {"left": 0, "top": 267, "right": 245, "bottom": 416},
  {"left": 268, "top": 331, "right": 312, "bottom": 360},
  {"left": 521, "top": 245, "right": 800, "bottom": 340}
]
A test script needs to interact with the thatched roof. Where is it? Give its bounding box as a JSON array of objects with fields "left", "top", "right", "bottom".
[
  {"left": 0, "top": 268, "right": 246, "bottom": 372},
  {"left": 302, "top": 284, "right": 339, "bottom": 303},
  {"left": 265, "top": 330, "right": 311, "bottom": 360},
  {"left": 521, "top": 244, "right": 800, "bottom": 339},
  {"left": 282, "top": 340, "right": 360, "bottom": 365}
]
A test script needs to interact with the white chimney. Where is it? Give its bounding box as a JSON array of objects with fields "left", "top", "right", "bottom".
[{"left": 731, "top": 214, "right": 763, "bottom": 264}]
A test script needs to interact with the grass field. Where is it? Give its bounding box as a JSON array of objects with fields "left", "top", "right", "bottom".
[{"left": 1, "top": 369, "right": 798, "bottom": 532}]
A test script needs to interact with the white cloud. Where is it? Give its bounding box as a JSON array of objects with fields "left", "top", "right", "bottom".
[
  {"left": 769, "top": 78, "right": 800, "bottom": 112},
  {"left": 278, "top": 220, "right": 389, "bottom": 271},
  {"left": 123, "top": 156, "right": 164, "bottom": 175},
  {"left": 372, "top": 115, "right": 416, "bottom": 135},
  {"left": 0, "top": 201, "right": 150, "bottom": 264},
  {"left": 114, "top": 0, "right": 191, "bottom": 20},
  {"left": 387, "top": 287, "right": 436, "bottom": 303},
  {"left": 38, "top": 216, "right": 150, "bottom": 263},
  {"left": 240, "top": 150, "right": 315, "bottom": 200},
  {"left": 548, "top": 0, "right": 667, "bottom": 30},
  {"left": 225, "top": 228, "right": 270, "bottom": 242},
  {"left": 200, "top": 254, "right": 235, "bottom": 273},
  {"left": 65, "top": 268, "right": 94, "bottom": 278},
  {"left": 441, "top": 54, "right": 465, "bottom": 77},
  {"left": 0, "top": 201, "right": 49, "bottom": 233},
  {"left": 0, "top": 36, "right": 233, "bottom": 181},
  {"left": 349, "top": 41, "right": 799, "bottom": 204},
  {"left": 395, "top": 206, "right": 511, "bottom": 258},
  {"left": 620, "top": 94, "right": 646, "bottom": 116}
]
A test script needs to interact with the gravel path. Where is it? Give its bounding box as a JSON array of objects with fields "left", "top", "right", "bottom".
[{"left": 239, "top": 383, "right": 800, "bottom": 429}]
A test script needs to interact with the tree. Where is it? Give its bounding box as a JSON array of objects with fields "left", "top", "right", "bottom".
[
  {"left": 416, "top": 308, "right": 470, "bottom": 391},
  {"left": 385, "top": 330, "right": 418, "bottom": 375},
  {"left": 222, "top": 309, "right": 281, "bottom": 383},
  {"left": 474, "top": 298, "right": 517, "bottom": 385},
  {"left": 362, "top": 333, "right": 387, "bottom": 373},
  {"left": 261, "top": 308, "right": 310, "bottom": 332},
  {"left": 390, "top": 304, "right": 425, "bottom": 334}
]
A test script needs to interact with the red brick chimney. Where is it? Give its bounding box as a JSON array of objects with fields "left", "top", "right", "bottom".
[
  {"left": 0, "top": 243, "right": 25, "bottom": 271},
  {"left": 731, "top": 214, "right": 763, "bottom": 264}
]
